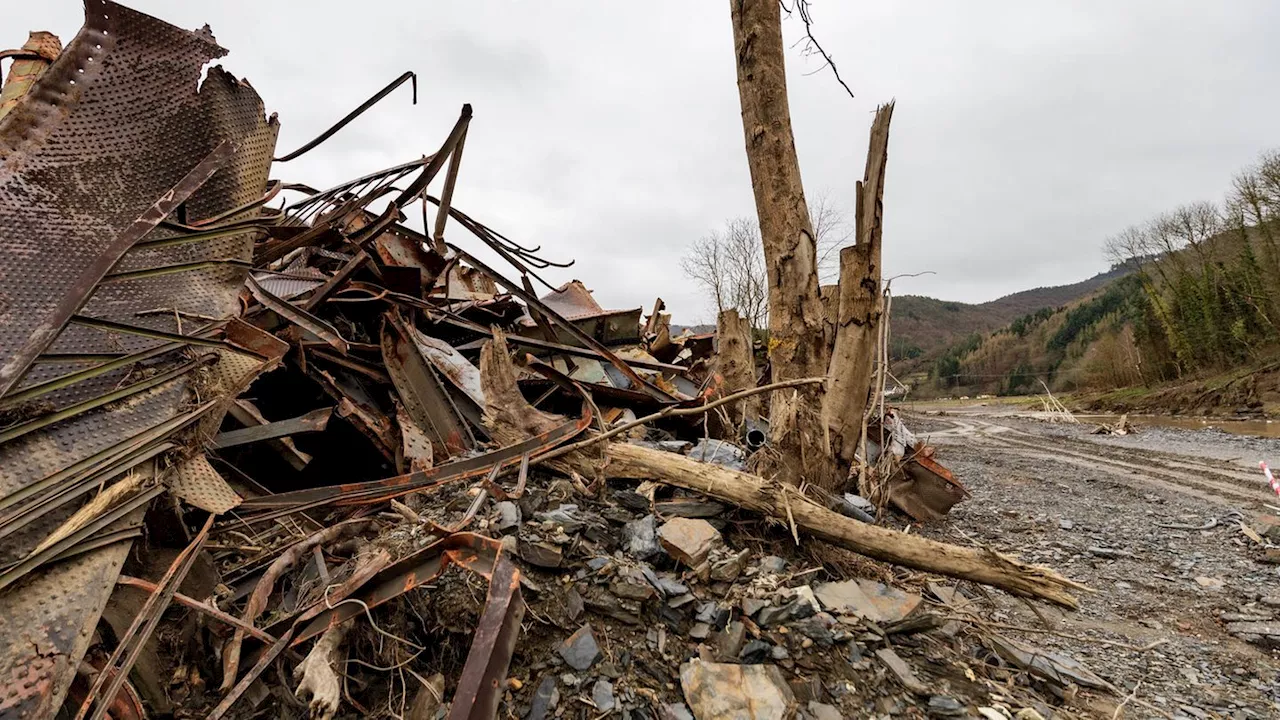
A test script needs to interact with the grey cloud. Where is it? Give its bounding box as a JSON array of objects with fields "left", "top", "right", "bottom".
[{"left": 8, "top": 0, "right": 1278, "bottom": 319}]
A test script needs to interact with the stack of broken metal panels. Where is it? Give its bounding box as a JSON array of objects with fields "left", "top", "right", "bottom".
[{"left": 0, "top": 2, "right": 725, "bottom": 718}]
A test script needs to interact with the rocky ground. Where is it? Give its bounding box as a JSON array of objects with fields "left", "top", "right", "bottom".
[
  {"left": 216, "top": 410, "right": 1280, "bottom": 720},
  {"left": 910, "top": 408, "right": 1280, "bottom": 719}
]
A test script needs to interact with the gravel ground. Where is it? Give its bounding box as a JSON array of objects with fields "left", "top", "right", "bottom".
[{"left": 907, "top": 409, "right": 1280, "bottom": 719}]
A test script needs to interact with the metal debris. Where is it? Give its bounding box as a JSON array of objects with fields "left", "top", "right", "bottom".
[{"left": 0, "top": 3, "right": 979, "bottom": 719}]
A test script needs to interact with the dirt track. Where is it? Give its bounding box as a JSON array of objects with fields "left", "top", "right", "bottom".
[{"left": 908, "top": 406, "right": 1280, "bottom": 719}]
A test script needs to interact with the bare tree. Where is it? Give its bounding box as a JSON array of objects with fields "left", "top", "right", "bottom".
[
  {"left": 681, "top": 192, "right": 851, "bottom": 329},
  {"left": 729, "top": 0, "right": 835, "bottom": 489}
]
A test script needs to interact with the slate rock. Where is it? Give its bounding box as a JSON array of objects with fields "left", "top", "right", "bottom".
[
  {"left": 623, "top": 515, "right": 661, "bottom": 560},
  {"left": 537, "top": 504, "right": 588, "bottom": 532},
  {"left": 612, "top": 566, "right": 657, "bottom": 600},
  {"left": 741, "top": 598, "right": 769, "bottom": 618},
  {"left": 566, "top": 588, "right": 584, "bottom": 621},
  {"left": 494, "top": 501, "right": 522, "bottom": 533},
  {"left": 679, "top": 660, "right": 794, "bottom": 720},
  {"left": 689, "top": 622, "right": 711, "bottom": 640},
  {"left": 592, "top": 679, "right": 616, "bottom": 712},
  {"left": 740, "top": 640, "right": 774, "bottom": 664},
  {"left": 807, "top": 702, "right": 842, "bottom": 720},
  {"left": 757, "top": 595, "right": 816, "bottom": 627},
  {"left": 527, "top": 676, "right": 559, "bottom": 720},
  {"left": 715, "top": 621, "right": 746, "bottom": 660},
  {"left": 520, "top": 540, "right": 563, "bottom": 568},
  {"left": 558, "top": 624, "right": 603, "bottom": 671},
  {"left": 814, "top": 579, "right": 921, "bottom": 623},
  {"left": 658, "top": 704, "right": 695, "bottom": 720},
  {"left": 658, "top": 518, "right": 722, "bottom": 566},
  {"left": 875, "top": 647, "right": 927, "bottom": 694},
  {"left": 927, "top": 695, "right": 965, "bottom": 717}
]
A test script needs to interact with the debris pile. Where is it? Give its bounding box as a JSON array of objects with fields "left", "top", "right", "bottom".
[{"left": 0, "top": 3, "right": 1105, "bottom": 719}]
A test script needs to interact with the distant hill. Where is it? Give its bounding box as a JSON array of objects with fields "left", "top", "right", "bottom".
[{"left": 890, "top": 266, "right": 1132, "bottom": 363}]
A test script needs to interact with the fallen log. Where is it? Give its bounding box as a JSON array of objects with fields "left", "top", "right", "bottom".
[{"left": 600, "top": 441, "right": 1086, "bottom": 608}]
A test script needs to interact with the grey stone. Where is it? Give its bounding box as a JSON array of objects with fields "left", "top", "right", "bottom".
[
  {"left": 1058, "top": 519, "right": 1074, "bottom": 530},
  {"left": 658, "top": 704, "right": 695, "bottom": 720},
  {"left": 710, "top": 550, "right": 748, "bottom": 582},
  {"left": 814, "top": 579, "right": 921, "bottom": 623},
  {"left": 690, "top": 622, "right": 711, "bottom": 640},
  {"left": 612, "top": 566, "right": 657, "bottom": 600},
  {"left": 566, "top": 588, "right": 584, "bottom": 621},
  {"left": 695, "top": 601, "right": 731, "bottom": 628},
  {"left": 520, "top": 540, "right": 563, "bottom": 568},
  {"left": 807, "top": 702, "right": 843, "bottom": 720},
  {"left": 586, "top": 557, "right": 612, "bottom": 571},
  {"left": 740, "top": 640, "right": 773, "bottom": 664},
  {"left": 655, "top": 575, "right": 690, "bottom": 596},
  {"left": 668, "top": 593, "right": 695, "bottom": 609},
  {"left": 791, "top": 616, "right": 837, "bottom": 646},
  {"left": 741, "top": 598, "right": 769, "bottom": 617},
  {"left": 558, "top": 624, "right": 603, "bottom": 671},
  {"left": 715, "top": 621, "right": 746, "bottom": 660},
  {"left": 527, "top": 676, "right": 558, "bottom": 720},
  {"left": 494, "top": 501, "right": 522, "bottom": 532},
  {"left": 927, "top": 695, "right": 965, "bottom": 717},
  {"left": 679, "top": 660, "right": 794, "bottom": 720},
  {"left": 875, "top": 647, "right": 927, "bottom": 694},
  {"left": 537, "top": 504, "right": 587, "bottom": 532},
  {"left": 757, "top": 596, "right": 816, "bottom": 627},
  {"left": 623, "top": 515, "right": 661, "bottom": 560},
  {"left": 592, "top": 680, "right": 616, "bottom": 712}
]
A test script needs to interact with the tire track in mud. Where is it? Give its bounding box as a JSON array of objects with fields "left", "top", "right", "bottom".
[{"left": 922, "top": 417, "right": 1273, "bottom": 508}]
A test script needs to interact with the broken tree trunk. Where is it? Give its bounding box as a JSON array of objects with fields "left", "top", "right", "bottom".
[
  {"left": 712, "top": 308, "right": 758, "bottom": 434},
  {"left": 730, "top": 0, "right": 836, "bottom": 490},
  {"left": 603, "top": 441, "right": 1084, "bottom": 608},
  {"left": 826, "top": 103, "right": 893, "bottom": 466}
]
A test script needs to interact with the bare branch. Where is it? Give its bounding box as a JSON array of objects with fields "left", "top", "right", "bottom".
[{"left": 780, "top": 0, "right": 855, "bottom": 99}]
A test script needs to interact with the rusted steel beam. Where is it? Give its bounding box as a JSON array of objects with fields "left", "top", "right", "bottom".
[
  {"left": 432, "top": 123, "right": 469, "bottom": 254},
  {"left": 73, "top": 516, "right": 215, "bottom": 720},
  {"left": 449, "top": 552, "right": 525, "bottom": 720},
  {"left": 211, "top": 407, "right": 332, "bottom": 448}
]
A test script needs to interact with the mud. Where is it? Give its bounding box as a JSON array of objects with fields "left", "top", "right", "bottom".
[{"left": 908, "top": 407, "right": 1280, "bottom": 719}]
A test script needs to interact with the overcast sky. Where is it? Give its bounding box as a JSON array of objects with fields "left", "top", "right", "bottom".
[{"left": 13, "top": 1, "right": 1280, "bottom": 323}]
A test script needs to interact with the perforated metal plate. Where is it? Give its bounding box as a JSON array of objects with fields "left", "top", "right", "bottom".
[
  {"left": 167, "top": 455, "right": 241, "bottom": 514},
  {"left": 0, "top": 2, "right": 278, "bottom": 717}
]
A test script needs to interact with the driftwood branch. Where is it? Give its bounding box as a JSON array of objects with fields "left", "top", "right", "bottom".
[{"left": 601, "top": 442, "right": 1086, "bottom": 608}]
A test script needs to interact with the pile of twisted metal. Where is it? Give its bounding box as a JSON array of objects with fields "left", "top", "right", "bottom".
[{"left": 0, "top": 3, "right": 975, "bottom": 719}]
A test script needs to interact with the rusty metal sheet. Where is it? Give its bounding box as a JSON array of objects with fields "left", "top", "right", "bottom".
[
  {"left": 0, "top": 2, "right": 279, "bottom": 716},
  {"left": 888, "top": 450, "right": 968, "bottom": 523}
]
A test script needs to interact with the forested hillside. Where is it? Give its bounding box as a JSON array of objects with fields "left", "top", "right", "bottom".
[{"left": 911, "top": 149, "right": 1280, "bottom": 403}]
